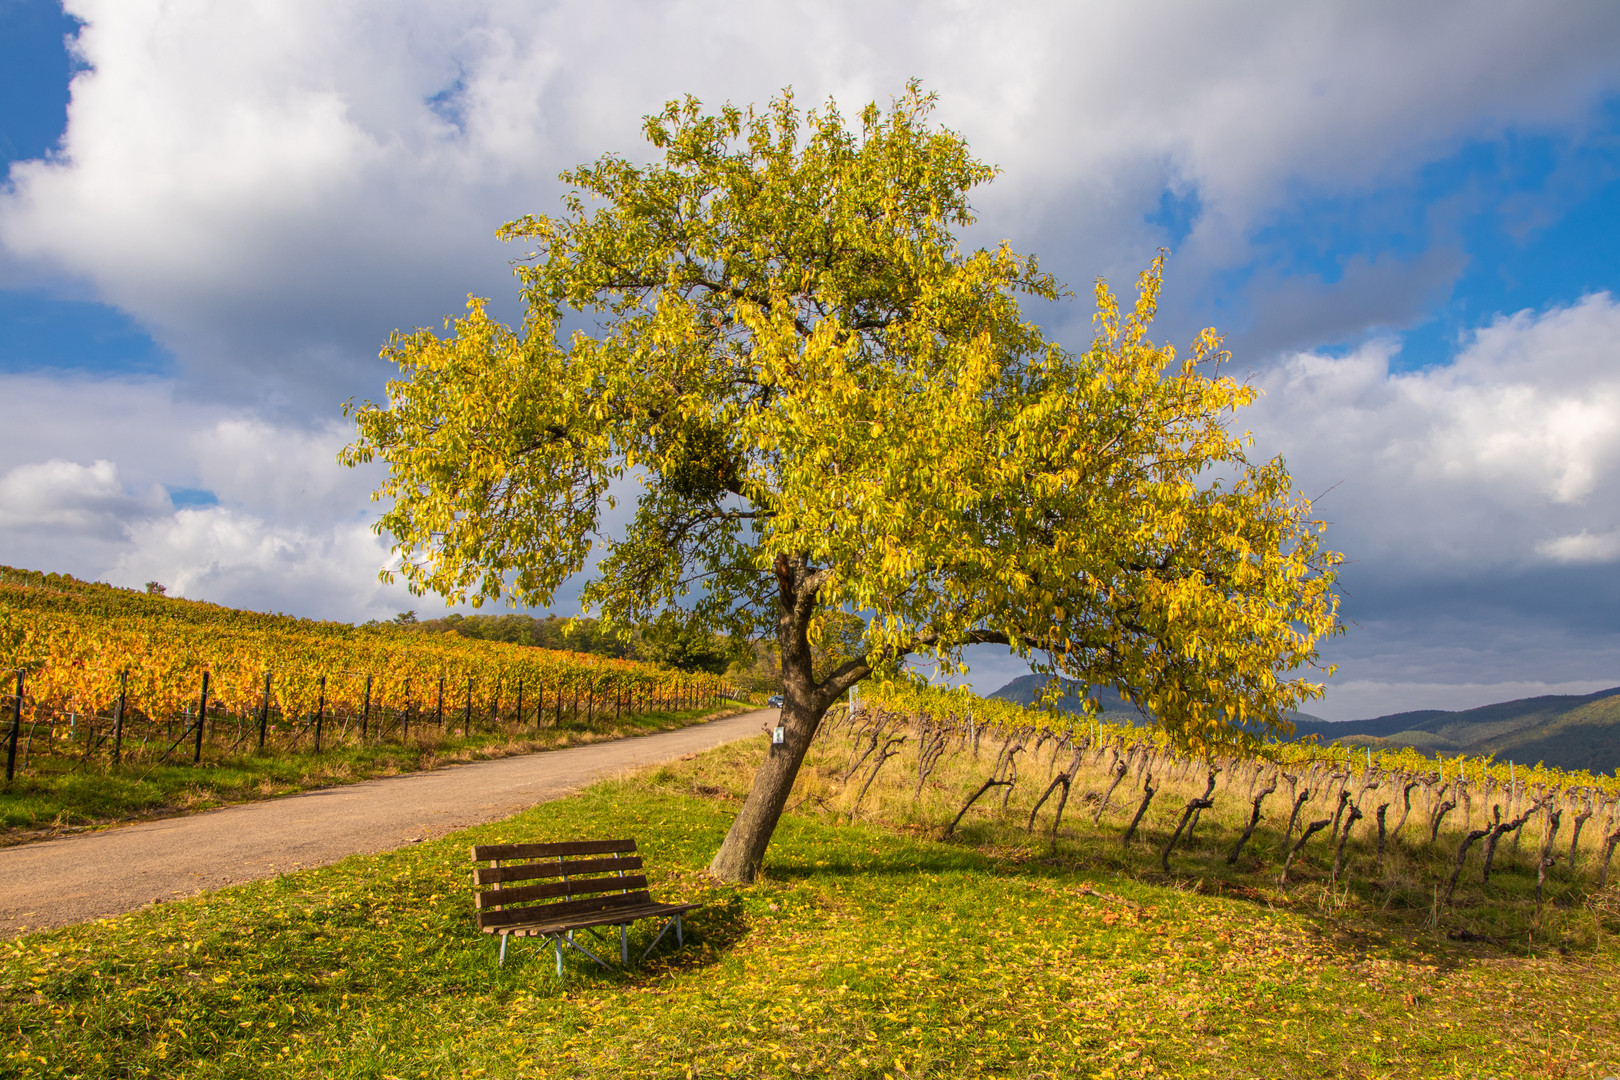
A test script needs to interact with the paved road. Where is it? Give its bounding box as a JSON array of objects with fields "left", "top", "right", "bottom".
[{"left": 0, "top": 709, "right": 774, "bottom": 938}]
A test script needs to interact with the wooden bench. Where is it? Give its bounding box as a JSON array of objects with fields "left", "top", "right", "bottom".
[{"left": 470, "top": 839, "right": 700, "bottom": 972}]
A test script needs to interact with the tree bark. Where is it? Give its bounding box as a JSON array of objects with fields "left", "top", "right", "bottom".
[
  {"left": 1279, "top": 817, "right": 1332, "bottom": 885},
  {"left": 1331, "top": 801, "right": 1364, "bottom": 880},
  {"left": 1122, "top": 771, "right": 1157, "bottom": 845},
  {"left": 850, "top": 736, "right": 905, "bottom": 819},
  {"left": 1428, "top": 800, "right": 1457, "bottom": 845},
  {"left": 1534, "top": 809, "right": 1562, "bottom": 904},
  {"left": 1444, "top": 826, "right": 1492, "bottom": 906},
  {"left": 946, "top": 777, "right": 1012, "bottom": 837},
  {"left": 708, "top": 554, "right": 850, "bottom": 883},
  {"left": 1161, "top": 772, "right": 1218, "bottom": 872},
  {"left": 1280, "top": 789, "right": 1312, "bottom": 855},
  {"left": 1597, "top": 824, "right": 1620, "bottom": 889},
  {"left": 1227, "top": 781, "right": 1276, "bottom": 865}
]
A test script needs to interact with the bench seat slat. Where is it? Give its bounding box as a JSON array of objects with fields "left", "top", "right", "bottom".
[
  {"left": 471, "top": 839, "right": 635, "bottom": 861},
  {"left": 485, "top": 900, "right": 702, "bottom": 937},
  {"left": 474, "top": 855, "right": 643, "bottom": 886},
  {"left": 475, "top": 874, "right": 649, "bottom": 909},
  {"left": 477, "top": 890, "right": 652, "bottom": 930}
]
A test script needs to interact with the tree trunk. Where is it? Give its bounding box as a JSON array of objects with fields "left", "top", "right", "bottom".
[
  {"left": 1227, "top": 781, "right": 1276, "bottom": 865},
  {"left": 708, "top": 553, "right": 851, "bottom": 884}
]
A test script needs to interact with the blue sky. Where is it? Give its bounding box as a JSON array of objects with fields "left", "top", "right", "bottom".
[{"left": 2, "top": 0, "right": 1619, "bottom": 720}]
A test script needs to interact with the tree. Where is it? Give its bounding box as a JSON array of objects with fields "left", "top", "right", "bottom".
[{"left": 342, "top": 83, "right": 1341, "bottom": 883}]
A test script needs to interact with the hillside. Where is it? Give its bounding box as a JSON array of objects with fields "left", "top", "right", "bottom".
[
  {"left": 986, "top": 673, "right": 1325, "bottom": 726},
  {"left": 987, "top": 673, "right": 1620, "bottom": 772},
  {"left": 1288, "top": 687, "right": 1620, "bottom": 773}
]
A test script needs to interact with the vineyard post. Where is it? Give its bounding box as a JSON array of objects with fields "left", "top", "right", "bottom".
[
  {"left": 361, "top": 674, "right": 373, "bottom": 740},
  {"left": 5, "top": 669, "right": 21, "bottom": 783},
  {"left": 192, "top": 670, "right": 210, "bottom": 764},
  {"left": 436, "top": 676, "right": 444, "bottom": 729},
  {"left": 464, "top": 676, "right": 473, "bottom": 737},
  {"left": 257, "top": 671, "right": 272, "bottom": 752},
  {"left": 515, "top": 679, "right": 524, "bottom": 729},
  {"left": 313, "top": 674, "right": 327, "bottom": 753},
  {"left": 112, "top": 669, "right": 128, "bottom": 765}
]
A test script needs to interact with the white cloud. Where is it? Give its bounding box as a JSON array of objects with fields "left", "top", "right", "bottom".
[
  {"left": 1537, "top": 529, "right": 1620, "bottom": 565},
  {"left": 0, "top": 458, "right": 168, "bottom": 539},
  {"left": 0, "top": 372, "right": 423, "bottom": 620},
  {"left": 1251, "top": 291, "right": 1620, "bottom": 574},
  {"left": 3, "top": 2, "right": 1618, "bottom": 403},
  {"left": 111, "top": 507, "right": 404, "bottom": 622},
  {"left": 3, "top": 1, "right": 1619, "bottom": 714}
]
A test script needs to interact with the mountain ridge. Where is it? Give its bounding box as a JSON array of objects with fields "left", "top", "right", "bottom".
[{"left": 985, "top": 675, "right": 1620, "bottom": 773}]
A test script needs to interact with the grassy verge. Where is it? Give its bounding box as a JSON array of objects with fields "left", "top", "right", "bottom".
[
  {"left": 4, "top": 734, "right": 1617, "bottom": 1079},
  {"left": 0, "top": 702, "right": 751, "bottom": 843}
]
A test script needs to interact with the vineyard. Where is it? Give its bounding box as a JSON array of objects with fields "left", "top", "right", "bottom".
[
  {"left": 0, "top": 567, "right": 734, "bottom": 788},
  {"left": 822, "top": 682, "right": 1620, "bottom": 918}
]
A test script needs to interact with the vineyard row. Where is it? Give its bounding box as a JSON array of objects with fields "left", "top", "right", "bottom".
[
  {"left": 1, "top": 606, "right": 736, "bottom": 780},
  {"left": 845, "top": 683, "right": 1620, "bottom": 902}
]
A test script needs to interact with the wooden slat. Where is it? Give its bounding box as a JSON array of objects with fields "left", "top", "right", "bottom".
[
  {"left": 476, "top": 890, "right": 650, "bottom": 930},
  {"left": 473, "top": 855, "right": 642, "bottom": 886},
  {"left": 471, "top": 839, "right": 635, "bottom": 861},
  {"left": 474, "top": 874, "right": 648, "bottom": 909},
  {"left": 486, "top": 900, "right": 702, "bottom": 936}
]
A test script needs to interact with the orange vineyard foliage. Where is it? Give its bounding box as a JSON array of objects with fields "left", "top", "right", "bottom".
[{"left": 0, "top": 567, "right": 730, "bottom": 769}]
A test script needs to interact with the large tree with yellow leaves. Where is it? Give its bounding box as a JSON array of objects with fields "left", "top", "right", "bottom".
[{"left": 342, "top": 83, "right": 1340, "bottom": 883}]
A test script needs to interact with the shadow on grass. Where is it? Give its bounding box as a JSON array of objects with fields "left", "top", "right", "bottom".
[
  {"left": 757, "top": 810, "right": 1614, "bottom": 971},
  {"left": 481, "top": 891, "right": 752, "bottom": 986}
]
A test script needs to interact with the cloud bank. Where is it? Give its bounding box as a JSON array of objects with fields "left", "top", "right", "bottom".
[{"left": 1, "top": 1, "right": 1618, "bottom": 718}]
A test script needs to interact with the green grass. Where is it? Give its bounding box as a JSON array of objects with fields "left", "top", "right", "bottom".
[
  {"left": 0, "top": 703, "right": 746, "bottom": 841},
  {"left": 4, "top": 736, "right": 1618, "bottom": 1079}
]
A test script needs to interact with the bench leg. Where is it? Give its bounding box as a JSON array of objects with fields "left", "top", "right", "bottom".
[
  {"left": 640, "top": 914, "right": 681, "bottom": 962},
  {"left": 499, "top": 934, "right": 508, "bottom": 967},
  {"left": 555, "top": 936, "right": 564, "bottom": 977},
  {"left": 557, "top": 930, "right": 613, "bottom": 972},
  {"left": 620, "top": 923, "right": 629, "bottom": 966}
]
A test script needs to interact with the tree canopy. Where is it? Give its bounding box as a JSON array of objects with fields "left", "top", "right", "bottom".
[{"left": 342, "top": 82, "right": 1341, "bottom": 880}]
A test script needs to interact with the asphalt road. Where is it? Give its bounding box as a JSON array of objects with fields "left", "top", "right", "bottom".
[{"left": 0, "top": 708, "right": 774, "bottom": 938}]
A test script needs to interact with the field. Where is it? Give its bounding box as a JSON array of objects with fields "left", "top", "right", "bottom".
[
  {"left": 1, "top": 566, "right": 740, "bottom": 840},
  {"left": 5, "top": 714, "right": 1617, "bottom": 1079}
]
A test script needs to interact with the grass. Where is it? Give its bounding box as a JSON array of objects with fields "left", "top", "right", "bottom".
[
  {"left": 4, "top": 727, "right": 1619, "bottom": 1079},
  {"left": 0, "top": 702, "right": 748, "bottom": 842}
]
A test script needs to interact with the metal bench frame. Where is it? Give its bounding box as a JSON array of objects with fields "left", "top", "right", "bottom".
[{"left": 471, "top": 839, "right": 699, "bottom": 974}]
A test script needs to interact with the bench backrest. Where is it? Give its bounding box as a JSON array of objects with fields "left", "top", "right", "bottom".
[{"left": 470, "top": 839, "right": 649, "bottom": 931}]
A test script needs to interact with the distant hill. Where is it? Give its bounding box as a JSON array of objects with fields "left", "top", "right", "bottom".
[
  {"left": 1287, "top": 687, "right": 1620, "bottom": 774},
  {"left": 985, "top": 674, "right": 1620, "bottom": 773},
  {"left": 985, "top": 674, "right": 1324, "bottom": 727},
  {"left": 987, "top": 674, "right": 1144, "bottom": 717}
]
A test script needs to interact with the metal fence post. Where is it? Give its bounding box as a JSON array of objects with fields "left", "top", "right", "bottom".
[
  {"left": 313, "top": 674, "right": 327, "bottom": 753},
  {"left": 112, "top": 669, "right": 128, "bottom": 765},
  {"left": 5, "top": 670, "right": 22, "bottom": 783},
  {"left": 258, "top": 671, "right": 272, "bottom": 752},
  {"left": 192, "top": 670, "right": 210, "bottom": 765}
]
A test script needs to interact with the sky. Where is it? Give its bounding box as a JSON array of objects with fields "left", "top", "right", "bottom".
[{"left": 1, "top": 0, "right": 1618, "bottom": 721}]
